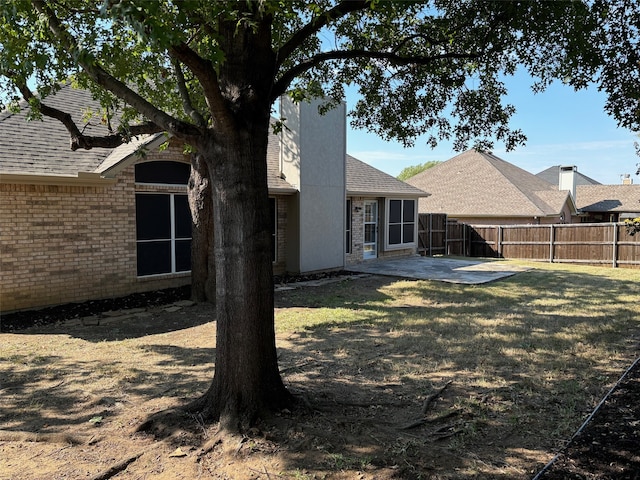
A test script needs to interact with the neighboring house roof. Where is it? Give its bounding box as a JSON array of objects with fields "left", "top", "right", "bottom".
[
  {"left": 346, "top": 155, "right": 429, "bottom": 197},
  {"left": 576, "top": 184, "right": 640, "bottom": 213},
  {"left": 405, "top": 149, "right": 574, "bottom": 217},
  {"left": 536, "top": 165, "right": 602, "bottom": 186}
]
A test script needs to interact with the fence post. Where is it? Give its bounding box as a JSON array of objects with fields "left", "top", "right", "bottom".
[
  {"left": 612, "top": 223, "right": 618, "bottom": 268},
  {"left": 549, "top": 224, "right": 555, "bottom": 263},
  {"left": 428, "top": 214, "right": 433, "bottom": 256},
  {"left": 497, "top": 226, "right": 503, "bottom": 258}
]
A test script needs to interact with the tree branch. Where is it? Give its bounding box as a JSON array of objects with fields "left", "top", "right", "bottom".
[
  {"left": 272, "top": 48, "right": 480, "bottom": 100},
  {"left": 32, "top": 0, "right": 200, "bottom": 140},
  {"left": 17, "top": 82, "right": 163, "bottom": 150},
  {"left": 171, "top": 57, "right": 207, "bottom": 128},
  {"left": 275, "top": 1, "right": 372, "bottom": 69},
  {"left": 166, "top": 42, "right": 231, "bottom": 132}
]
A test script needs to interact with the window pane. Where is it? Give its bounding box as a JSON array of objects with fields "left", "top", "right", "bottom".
[
  {"left": 175, "top": 239, "right": 191, "bottom": 272},
  {"left": 136, "top": 194, "right": 171, "bottom": 240},
  {"left": 403, "top": 200, "right": 415, "bottom": 222},
  {"left": 174, "top": 195, "right": 192, "bottom": 238},
  {"left": 403, "top": 224, "right": 415, "bottom": 243},
  {"left": 389, "top": 200, "right": 402, "bottom": 224},
  {"left": 137, "top": 241, "right": 171, "bottom": 276},
  {"left": 135, "top": 161, "right": 190, "bottom": 185},
  {"left": 388, "top": 224, "right": 401, "bottom": 245},
  {"left": 364, "top": 223, "right": 376, "bottom": 243}
]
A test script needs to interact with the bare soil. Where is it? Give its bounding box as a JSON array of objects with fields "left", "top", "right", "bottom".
[{"left": 1, "top": 276, "right": 638, "bottom": 480}]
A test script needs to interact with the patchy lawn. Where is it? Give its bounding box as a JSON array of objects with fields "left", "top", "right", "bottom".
[{"left": 0, "top": 262, "right": 638, "bottom": 479}]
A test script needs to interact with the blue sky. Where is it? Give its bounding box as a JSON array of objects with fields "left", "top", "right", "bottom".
[{"left": 346, "top": 71, "right": 639, "bottom": 185}]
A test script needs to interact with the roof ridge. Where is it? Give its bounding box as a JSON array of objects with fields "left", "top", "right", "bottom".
[{"left": 474, "top": 151, "right": 551, "bottom": 215}]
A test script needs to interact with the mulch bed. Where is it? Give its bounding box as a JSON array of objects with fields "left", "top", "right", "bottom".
[
  {"left": 0, "top": 270, "right": 353, "bottom": 332},
  {"left": 534, "top": 358, "right": 640, "bottom": 479}
]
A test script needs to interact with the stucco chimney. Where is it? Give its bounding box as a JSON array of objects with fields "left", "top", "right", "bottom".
[
  {"left": 279, "top": 96, "right": 347, "bottom": 273},
  {"left": 622, "top": 173, "right": 634, "bottom": 185},
  {"left": 559, "top": 165, "right": 577, "bottom": 200}
]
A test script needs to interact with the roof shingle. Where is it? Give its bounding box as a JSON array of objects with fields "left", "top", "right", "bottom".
[{"left": 406, "top": 149, "right": 571, "bottom": 217}]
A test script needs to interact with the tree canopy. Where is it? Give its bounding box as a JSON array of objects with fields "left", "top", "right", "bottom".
[
  {"left": 2, "top": 0, "right": 639, "bottom": 431},
  {"left": 397, "top": 160, "right": 442, "bottom": 181},
  {"left": 3, "top": 1, "right": 637, "bottom": 152}
]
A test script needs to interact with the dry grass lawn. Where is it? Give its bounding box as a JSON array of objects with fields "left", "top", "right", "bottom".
[{"left": 0, "top": 260, "right": 638, "bottom": 479}]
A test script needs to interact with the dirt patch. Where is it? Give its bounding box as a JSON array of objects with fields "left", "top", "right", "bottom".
[{"left": 1, "top": 274, "right": 639, "bottom": 479}]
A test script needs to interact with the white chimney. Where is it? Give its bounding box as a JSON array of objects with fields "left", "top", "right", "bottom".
[
  {"left": 559, "top": 165, "right": 577, "bottom": 200},
  {"left": 622, "top": 173, "right": 633, "bottom": 185}
]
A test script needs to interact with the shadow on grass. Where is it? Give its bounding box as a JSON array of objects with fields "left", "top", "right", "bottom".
[
  {"left": 269, "top": 268, "right": 639, "bottom": 477},
  {"left": 0, "top": 266, "right": 638, "bottom": 478}
]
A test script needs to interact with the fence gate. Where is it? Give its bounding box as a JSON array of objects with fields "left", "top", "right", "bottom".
[{"left": 418, "top": 213, "right": 469, "bottom": 257}]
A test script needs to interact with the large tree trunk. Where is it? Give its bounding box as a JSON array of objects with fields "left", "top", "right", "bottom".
[
  {"left": 188, "top": 153, "right": 215, "bottom": 303},
  {"left": 186, "top": 6, "right": 291, "bottom": 431},
  {"left": 188, "top": 116, "right": 292, "bottom": 431}
]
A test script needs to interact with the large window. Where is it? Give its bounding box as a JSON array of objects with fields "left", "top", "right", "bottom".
[
  {"left": 136, "top": 193, "right": 192, "bottom": 276},
  {"left": 387, "top": 199, "right": 416, "bottom": 248}
]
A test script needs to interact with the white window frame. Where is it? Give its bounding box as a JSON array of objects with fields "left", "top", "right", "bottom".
[{"left": 384, "top": 198, "right": 418, "bottom": 251}]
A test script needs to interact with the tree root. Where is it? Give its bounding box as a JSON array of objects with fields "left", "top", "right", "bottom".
[
  {"left": 421, "top": 380, "right": 453, "bottom": 414},
  {"left": 0, "top": 429, "right": 86, "bottom": 444},
  {"left": 400, "top": 380, "right": 456, "bottom": 430},
  {"left": 197, "top": 431, "right": 223, "bottom": 458},
  {"left": 88, "top": 452, "right": 143, "bottom": 480}
]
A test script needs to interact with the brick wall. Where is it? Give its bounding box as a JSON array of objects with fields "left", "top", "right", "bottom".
[
  {"left": 273, "top": 196, "right": 288, "bottom": 275},
  {"left": 1, "top": 174, "right": 139, "bottom": 312},
  {"left": 0, "top": 145, "right": 192, "bottom": 313},
  {"left": 346, "top": 196, "right": 416, "bottom": 265},
  {"left": 0, "top": 141, "right": 295, "bottom": 312}
]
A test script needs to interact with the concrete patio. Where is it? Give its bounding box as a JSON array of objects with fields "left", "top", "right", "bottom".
[{"left": 346, "top": 256, "right": 530, "bottom": 284}]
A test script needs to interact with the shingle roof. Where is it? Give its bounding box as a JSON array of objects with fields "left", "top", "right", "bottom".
[
  {"left": 346, "top": 155, "right": 429, "bottom": 197},
  {"left": 1, "top": 85, "right": 425, "bottom": 198},
  {"left": 536, "top": 165, "right": 602, "bottom": 186},
  {"left": 0, "top": 84, "right": 112, "bottom": 176},
  {"left": 576, "top": 184, "right": 640, "bottom": 213},
  {"left": 405, "top": 149, "right": 573, "bottom": 217}
]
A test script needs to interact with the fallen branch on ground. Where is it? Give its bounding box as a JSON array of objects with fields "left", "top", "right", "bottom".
[{"left": 89, "top": 452, "right": 143, "bottom": 480}]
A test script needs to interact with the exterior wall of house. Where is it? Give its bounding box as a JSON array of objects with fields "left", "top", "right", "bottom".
[
  {"left": 280, "top": 97, "right": 346, "bottom": 273},
  {"left": 345, "top": 196, "right": 416, "bottom": 265},
  {"left": 1, "top": 139, "right": 293, "bottom": 312},
  {"left": 273, "top": 195, "right": 288, "bottom": 275},
  {"left": 0, "top": 145, "right": 194, "bottom": 313}
]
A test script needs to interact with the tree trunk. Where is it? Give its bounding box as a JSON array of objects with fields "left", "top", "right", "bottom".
[
  {"left": 186, "top": 6, "right": 290, "bottom": 430},
  {"left": 188, "top": 153, "right": 215, "bottom": 303},
  {"left": 188, "top": 118, "right": 292, "bottom": 430}
]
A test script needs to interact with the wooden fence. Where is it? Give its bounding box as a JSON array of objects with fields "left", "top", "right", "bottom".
[
  {"left": 470, "top": 222, "right": 640, "bottom": 268},
  {"left": 418, "top": 215, "right": 640, "bottom": 268},
  {"left": 418, "top": 214, "right": 469, "bottom": 257}
]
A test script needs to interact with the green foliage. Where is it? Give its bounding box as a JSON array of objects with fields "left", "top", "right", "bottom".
[
  {"left": 2, "top": 1, "right": 638, "bottom": 154},
  {"left": 397, "top": 160, "right": 441, "bottom": 181},
  {"left": 624, "top": 217, "right": 640, "bottom": 236}
]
